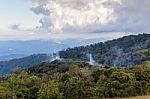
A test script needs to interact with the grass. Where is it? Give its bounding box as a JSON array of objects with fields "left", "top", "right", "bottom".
[{"left": 121, "top": 95, "right": 150, "bottom": 99}]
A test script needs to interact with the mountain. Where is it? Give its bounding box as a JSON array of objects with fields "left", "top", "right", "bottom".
[
  {"left": 0, "top": 54, "right": 27, "bottom": 61},
  {"left": 0, "top": 39, "right": 102, "bottom": 75},
  {"left": 59, "top": 33, "right": 150, "bottom": 66},
  {"left": 1, "top": 33, "right": 150, "bottom": 75},
  {"left": 0, "top": 39, "right": 101, "bottom": 61},
  {"left": 0, "top": 40, "right": 67, "bottom": 61},
  {"left": 0, "top": 54, "right": 51, "bottom": 75}
]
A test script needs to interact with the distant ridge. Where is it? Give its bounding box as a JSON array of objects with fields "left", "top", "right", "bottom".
[
  {"left": 1, "top": 33, "right": 150, "bottom": 75},
  {"left": 0, "top": 54, "right": 50, "bottom": 75},
  {"left": 59, "top": 33, "right": 150, "bottom": 66}
]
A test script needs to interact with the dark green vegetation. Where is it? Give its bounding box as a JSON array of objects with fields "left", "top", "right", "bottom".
[
  {"left": 0, "top": 54, "right": 50, "bottom": 75},
  {"left": 0, "top": 33, "right": 150, "bottom": 98},
  {"left": 0, "top": 60, "right": 150, "bottom": 99},
  {"left": 59, "top": 33, "right": 150, "bottom": 66},
  {"left": 1, "top": 33, "right": 150, "bottom": 76}
]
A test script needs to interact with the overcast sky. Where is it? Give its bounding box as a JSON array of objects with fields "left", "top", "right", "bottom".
[{"left": 0, "top": 0, "right": 149, "bottom": 41}]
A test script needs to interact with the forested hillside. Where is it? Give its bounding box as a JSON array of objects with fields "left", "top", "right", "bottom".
[
  {"left": 59, "top": 33, "right": 150, "bottom": 66},
  {"left": 0, "top": 60, "right": 150, "bottom": 98},
  {"left": 0, "top": 54, "right": 50, "bottom": 75},
  {"left": 1, "top": 33, "right": 150, "bottom": 76}
]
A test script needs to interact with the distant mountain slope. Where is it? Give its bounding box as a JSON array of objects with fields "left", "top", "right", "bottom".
[
  {"left": 0, "top": 54, "right": 50, "bottom": 75},
  {"left": 0, "top": 39, "right": 101, "bottom": 61},
  {"left": 0, "top": 40, "right": 67, "bottom": 61},
  {"left": 0, "top": 39, "right": 103, "bottom": 75},
  {"left": 0, "top": 54, "right": 27, "bottom": 61},
  {"left": 1, "top": 33, "right": 150, "bottom": 76},
  {"left": 59, "top": 33, "right": 150, "bottom": 66}
]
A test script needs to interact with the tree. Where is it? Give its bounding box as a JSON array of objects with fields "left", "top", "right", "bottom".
[
  {"left": 38, "top": 80, "right": 62, "bottom": 99},
  {"left": 0, "top": 71, "right": 29, "bottom": 99},
  {"left": 93, "top": 71, "right": 138, "bottom": 98}
]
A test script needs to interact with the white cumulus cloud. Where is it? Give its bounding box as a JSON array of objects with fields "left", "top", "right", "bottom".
[
  {"left": 30, "top": 0, "right": 121, "bottom": 33},
  {"left": 30, "top": 0, "right": 150, "bottom": 33}
]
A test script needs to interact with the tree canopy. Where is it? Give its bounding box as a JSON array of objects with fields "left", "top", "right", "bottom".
[{"left": 0, "top": 60, "right": 150, "bottom": 98}]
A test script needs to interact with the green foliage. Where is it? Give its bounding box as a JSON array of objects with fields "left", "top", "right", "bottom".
[
  {"left": 27, "top": 60, "right": 69, "bottom": 76},
  {"left": 27, "top": 60, "right": 91, "bottom": 76},
  {"left": 0, "top": 54, "right": 50, "bottom": 75},
  {"left": 59, "top": 66, "right": 93, "bottom": 99},
  {"left": 59, "top": 34, "right": 150, "bottom": 66},
  {"left": 0, "top": 70, "right": 41, "bottom": 99},
  {"left": 38, "top": 80, "right": 62, "bottom": 99},
  {"left": 1, "top": 34, "right": 150, "bottom": 76},
  {"left": 0, "top": 61, "right": 150, "bottom": 98}
]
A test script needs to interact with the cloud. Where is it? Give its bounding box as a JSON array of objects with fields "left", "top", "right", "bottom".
[
  {"left": 30, "top": 0, "right": 150, "bottom": 33},
  {"left": 8, "top": 24, "right": 34, "bottom": 32},
  {"left": 9, "top": 24, "right": 20, "bottom": 30},
  {"left": 35, "top": 17, "right": 53, "bottom": 33},
  {"left": 108, "top": 0, "right": 150, "bottom": 33},
  {"left": 30, "top": 0, "right": 50, "bottom": 15},
  {"left": 30, "top": 0, "right": 119, "bottom": 33}
]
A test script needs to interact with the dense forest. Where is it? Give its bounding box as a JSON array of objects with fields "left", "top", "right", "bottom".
[
  {"left": 59, "top": 33, "right": 150, "bottom": 66},
  {"left": 1, "top": 34, "right": 150, "bottom": 76},
  {"left": 0, "top": 60, "right": 150, "bottom": 98}
]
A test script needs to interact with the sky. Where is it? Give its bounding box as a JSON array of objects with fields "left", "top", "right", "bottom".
[{"left": 0, "top": 0, "right": 149, "bottom": 41}]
